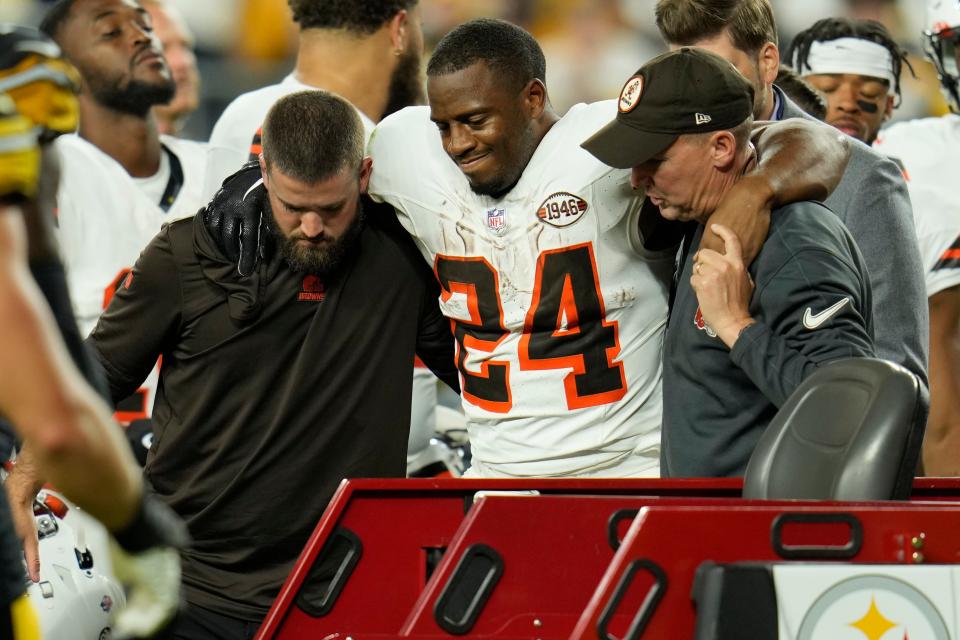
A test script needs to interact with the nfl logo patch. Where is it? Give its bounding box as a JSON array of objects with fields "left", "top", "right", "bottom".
[{"left": 486, "top": 207, "right": 506, "bottom": 234}]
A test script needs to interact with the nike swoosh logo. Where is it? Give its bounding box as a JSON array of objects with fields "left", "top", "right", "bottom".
[{"left": 803, "top": 297, "right": 851, "bottom": 330}]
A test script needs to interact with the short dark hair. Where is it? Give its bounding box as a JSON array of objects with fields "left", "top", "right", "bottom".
[
  {"left": 261, "top": 90, "right": 364, "bottom": 184},
  {"left": 287, "top": 0, "right": 417, "bottom": 34},
  {"left": 39, "top": 0, "right": 78, "bottom": 40},
  {"left": 785, "top": 17, "right": 914, "bottom": 105},
  {"left": 775, "top": 66, "right": 827, "bottom": 119},
  {"left": 655, "top": 0, "right": 778, "bottom": 53},
  {"left": 427, "top": 18, "right": 546, "bottom": 92}
]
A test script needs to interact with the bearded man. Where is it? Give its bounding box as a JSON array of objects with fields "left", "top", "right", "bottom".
[{"left": 86, "top": 90, "right": 458, "bottom": 639}]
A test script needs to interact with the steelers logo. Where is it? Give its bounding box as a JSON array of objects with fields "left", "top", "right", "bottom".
[
  {"left": 618, "top": 75, "right": 644, "bottom": 113},
  {"left": 797, "top": 575, "right": 949, "bottom": 640}
]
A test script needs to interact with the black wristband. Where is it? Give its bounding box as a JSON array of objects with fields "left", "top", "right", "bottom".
[{"left": 112, "top": 492, "right": 189, "bottom": 553}]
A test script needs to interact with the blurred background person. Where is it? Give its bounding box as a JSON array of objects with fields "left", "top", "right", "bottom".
[
  {"left": 144, "top": 0, "right": 200, "bottom": 137},
  {"left": 37, "top": 0, "right": 208, "bottom": 436},
  {"left": 872, "top": 0, "right": 960, "bottom": 475},
  {"left": 785, "top": 16, "right": 913, "bottom": 145},
  {"left": 0, "top": 0, "right": 948, "bottom": 142}
]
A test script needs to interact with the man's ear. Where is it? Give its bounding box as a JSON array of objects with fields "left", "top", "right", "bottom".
[
  {"left": 359, "top": 157, "right": 373, "bottom": 194},
  {"left": 757, "top": 42, "right": 780, "bottom": 88},
  {"left": 522, "top": 78, "right": 548, "bottom": 119},
  {"left": 388, "top": 9, "right": 409, "bottom": 54},
  {"left": 711, "top": 131, "right": 738, "bottom": 169},
  {"left": 259, "top": 153, "right": 269, "bottom": 188}
]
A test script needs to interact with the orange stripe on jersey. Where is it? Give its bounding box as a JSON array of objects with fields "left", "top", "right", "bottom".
[
  {"left": 940, "top": 249, "right": 960, "bottom": 261},
  {"left": 248, "top": 126, "right": 263, "bottom": 160},
  {"left": 934, "top": 236, "right": 960, "bottom": 271}
]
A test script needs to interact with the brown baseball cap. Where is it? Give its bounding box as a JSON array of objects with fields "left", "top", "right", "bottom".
[{"left": 581, "top": 47, "right": 755, "bottom": 169}]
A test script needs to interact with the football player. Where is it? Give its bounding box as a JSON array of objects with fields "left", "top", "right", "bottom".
[
  {"left": 874, "top": 0, "right": 960, "bottom": 191},
  {"left": 39, "top": 0, "right": 208, "bottom": 427},
  {"left": 786, "top": 16, "right": 912, "bottom": 146},
  {"left": 208, "top": 19, "right": 851, "bottom": 478},
  {"left": 872, "top": 0, "right": 960, "bottom": 475}
]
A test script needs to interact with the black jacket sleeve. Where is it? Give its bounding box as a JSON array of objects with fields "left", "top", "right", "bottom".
[
  {"left": 730, "top": 247, "right": 874, "bottom": 407},
  {"left": 87, "top": 226, "right": 182, "bottom": 406}
]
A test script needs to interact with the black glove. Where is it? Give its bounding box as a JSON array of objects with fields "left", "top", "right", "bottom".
[{"left": 200, "top": 161, "right": 269, "bottom": 277}]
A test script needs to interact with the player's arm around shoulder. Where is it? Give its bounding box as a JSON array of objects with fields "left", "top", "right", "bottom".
[
  {"left": 87, "top": 220, "right": 187, "bottom": 405},
  {"left": 703, "top": 117, "right": 851, "bottom": 263},
  {"left": 729, "top": 205, "right": 875, "bottom": 406}
]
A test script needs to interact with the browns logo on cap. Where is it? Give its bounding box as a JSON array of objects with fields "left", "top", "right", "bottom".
[
  {"left": 582, "top": 47, "right": 754, "bottom": 169},
  {"left": 618, "top": 76, "right": 643, "bottom": 113}
]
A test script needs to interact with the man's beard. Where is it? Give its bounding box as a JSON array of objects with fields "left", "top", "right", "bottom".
[
  {"left": 90, "top": 75, "right": 176, "bottom": 117},
  {"left": 381, "top": 48, "right": 425, "bottom": 119},
  {"left": 267, "top": 204, "right": 365, "bottom": 278}
]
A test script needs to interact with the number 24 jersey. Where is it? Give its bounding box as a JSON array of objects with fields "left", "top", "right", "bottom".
[{"left": 369, "top": 102, "right": 673, "bottom": 477}]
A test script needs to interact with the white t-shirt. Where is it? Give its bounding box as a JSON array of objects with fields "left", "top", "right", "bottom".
[
  {"left": 874, "top": 115, "right": 960, "bottom": 196},
  {"left": 204, "top": 74, "right": 376, "bottom": 201},
  {"left": 369, "top": 102, "right": 673, "bottom": 477},
  {"left": 54, "top": 133, "right": 207, "bottom": 420}
]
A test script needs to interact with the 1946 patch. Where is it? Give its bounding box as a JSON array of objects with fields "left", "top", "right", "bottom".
[{"left": 536, "top": 192, "right": 588, "bottom": 228}]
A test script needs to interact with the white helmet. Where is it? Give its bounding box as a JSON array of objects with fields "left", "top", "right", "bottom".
[
  {"left": 24, "top": 490, "right": 126, "bottom": 640},
  {"left": 925, "top": 0, "right": 960, "bottom": 111}
]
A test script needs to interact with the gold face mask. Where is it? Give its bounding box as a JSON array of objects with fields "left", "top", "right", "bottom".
[{"left": 0, "top": 55, "right": 80, "bottom": 138}]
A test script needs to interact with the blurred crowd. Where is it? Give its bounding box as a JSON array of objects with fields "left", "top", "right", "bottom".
[{"left": 0, "top": 0, "right": 946, "bottom": 141}]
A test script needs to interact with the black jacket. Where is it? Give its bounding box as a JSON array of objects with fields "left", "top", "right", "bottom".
[
  {"left": 89, "top": 205, "right": 457, "bottom": 620},
  {"left": 662, "top": 200, "right": 874, "bottom": 477}
]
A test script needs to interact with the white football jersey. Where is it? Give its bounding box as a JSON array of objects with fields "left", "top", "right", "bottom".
[
  {"left": 54, "top": 133, "right": 207, "bottom": 421},
  {"left": 369, "top": 102, "right": 674, "bottom": 477},
  {"left": 874, "top": 115, "right": 960, "bottom": 195},
  {"left": 908, "top": 183, "right": 960, "bottom": 298},
  {"left": 204, "top": 74, "right": 376, "bottom": 201}
]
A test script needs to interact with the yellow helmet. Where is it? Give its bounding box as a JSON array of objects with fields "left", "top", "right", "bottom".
[
  {"left": 0, "top": 92, "right": 40, "bottom": 198},
  {"left": 0, "top": 25, "right": 79, "bottom": 139}
]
